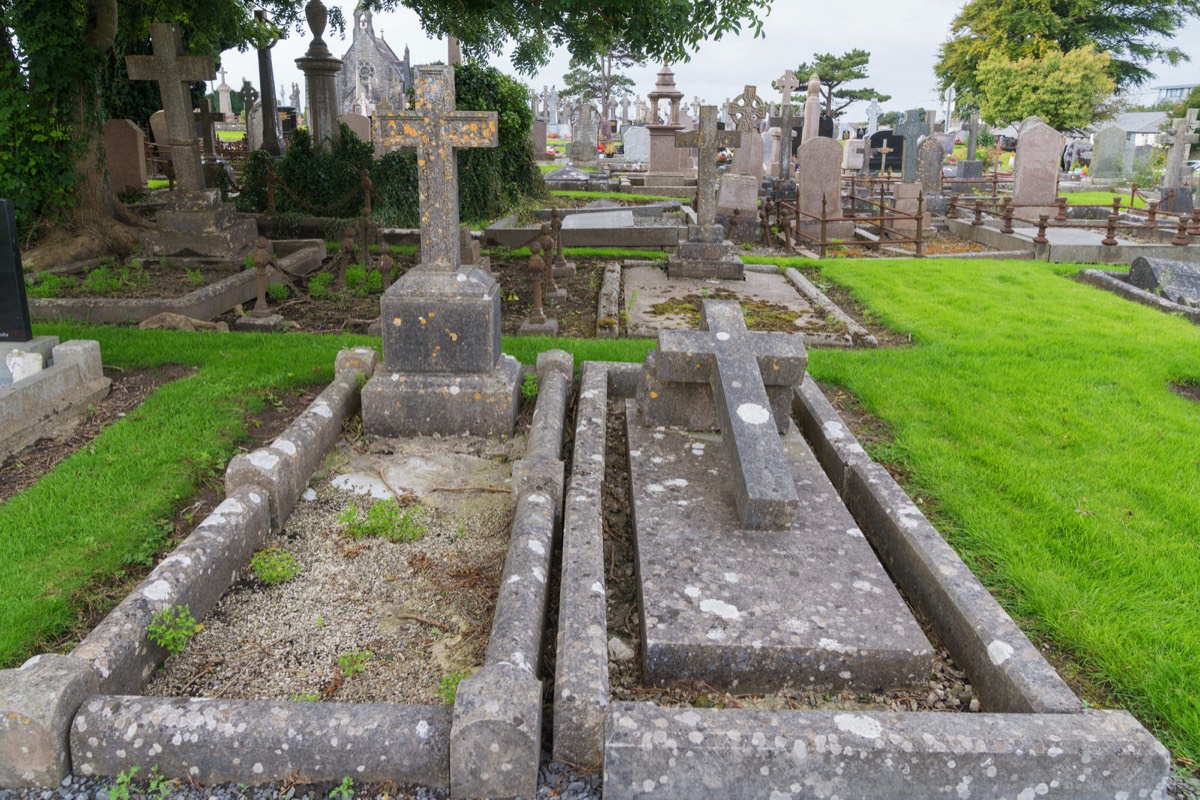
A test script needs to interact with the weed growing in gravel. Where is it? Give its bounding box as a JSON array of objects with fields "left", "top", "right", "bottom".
[
  {"left": 308, "top": 272, "right": 335, "bottom": 300},
  {"left": 338, "top": 498, "right": 426, "bottom": 542},
  {"left": 521, "top": 372, "right": 539, "bottom": 403},
  {"left": 147, "top": 604, "right": 198, "bottom": 655},
  {"left": 185, "top": 268, "right": 205, "bottom": 286},
  {"left": 249, "top": 547, "right": 301, "bottom": 585},
  {"left": 329, "top": 776, "right": 355, "bottom": 798},
  {"left": 108, "top": 765, "right": 138, "bottom": 800},
  {"left": 437, "top": 669, "right": 470, "bottom": 704},
  {"left": 267, "top": 283, "right": 289, "bottom": 302},
  {"left": 338, "top": 649, "right": 373, "bottom": 677},
  {"left": 290, "top": 691, "right": 320, "bottom": 702}
]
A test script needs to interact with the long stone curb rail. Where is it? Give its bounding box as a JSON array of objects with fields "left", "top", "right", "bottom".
[
  {"left": 450, "top": 351, "right": 573, "bottom": 800},
  {"left": 595, "top": 261, "right": 622, "bottom": 338},
  {"left": 792, "top": 377, "right": 1081, "bottom": 713},
  {"left": 783, "top": 267, "right": 879, "bottom": 347},
  {"left": 71, "top": 697, "right": 450, "bottom": 787},
  {"left": 1079, "top": 268, "right": 1200, "bottom": 324},
  {"left": 553, "top": 362, "right": 612, "bottom": 767}
]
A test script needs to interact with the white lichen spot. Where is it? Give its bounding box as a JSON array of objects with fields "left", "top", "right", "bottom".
[
  {"left": 590, "top": 582, "right": 605, "bottom": 596},
  {"left": 853, "top": 580, "right": 874, "bottom": 593},
  {"left": 302, "top": 488, "right": 318, "bottom": 502},
  {"left": 823, "top": 420, "right": 847, "bottom": 439},
  {"left": 310, "top": 402, "right": 333, "bottom": 419},
  {"left": 684, "top": 586, "right": 701, "bottom": 599},
  {"left": 688, "top": 731, "right": 704, "bottom": 744},
  {"left": 507, "top": 575, "right": 521, "bottom": 584},
  {"left": 785, "top": 618, "right": 809, "bottom": 634},
  {"left": 706, "top": 628, "right": 726, "bottom": 642},
  {"left": 252, "top": 763, "right": 263, "bottom": 775},
  {"left": 449, "top": 385, "right": 461, "bottom": 395},
  {"left": 987, "top": 640, "right": 1014, "bottom": 666},
  {"left": 582, "top": 390, "right": 597, "bottom": 400},
  {"left": 736, "top": 403, "right": 771, "bottom": 425},
  {"left": 839, "top": 671, "right": 852, "bottom": 679},
  {"left": 956, "top": 775, "right": 972, "bottom": 799},
  {"left": 647, "top": 483, "right": 665, "bottom": 494},
  {"left": 723, "top": 572, "right": 739, "bottom": 584},
  {"left": 247, "top": 451, "right": 278, "bottom": 470},
  {"left": 663, "top": 478, "right": 688, "bottom": 488},
  {"left": 528, "top": 539, "right": 546, "bottom": 556},
  {"left": 846, "top": 527, "right": 864, "bottom": 538},
  {"left": 142, "top": 580, "right": 172, "bottom": 603},
  {"left": 699, "top": 599, "right": 740, "bottom": 620},
  {"left": 818, "top": 638, "right": 857, "bottom": 654},
  {"left": 834, "top": 714, "right": 882, "bottom": 739},
  {"left": 716, "top": 332, "right": 731, "bottom": 341}
]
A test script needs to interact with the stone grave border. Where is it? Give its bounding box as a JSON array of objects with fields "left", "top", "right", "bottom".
[
  {"left": 28, "top": 239, "right": 323, "bottom": 325},
  {"left": 947, "top": 217, "right": 1200, "bottom": 265},
  {"left": 485, "top": 208, "right": 682, "bottom": 250},
  {"left": 0, "top": 348, "right": 575, "bottom": 800},
  {"left": 553, "top": 362, "right": 1168, "bottom": 797},
  {"left": 1078, "top": 268, "right": 1200, "bottom": 324}
]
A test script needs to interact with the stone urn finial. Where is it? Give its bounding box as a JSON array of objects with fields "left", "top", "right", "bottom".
[{"left": 305, "top": 0, "right": 327, "bottom": 43}]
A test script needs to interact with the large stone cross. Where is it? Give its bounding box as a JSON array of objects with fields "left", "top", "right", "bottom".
[
  {"left": 896, "top": 108, "right": 931, "bottom": 183},
  {"left": 675, "top": 106, "right": 741, "bottom": 228},
  {"left": 776, "top": 70, "right": 799, "bottom": 109},
  {"left": 126, "top": 23, "right": 214, "bottom": 193},
  {"left": 728, "top": 84, "right": 768, "bottom": 133},
  {"left": 965, "top": 114, "right": 980, "bottom": 157},
  {"left": 376, "top": 65, "right": 498, "bottom": 271},
  {"left": 656, "top": 300, "right": 808, "bottom": 529},
  {"left": 1160, "top": 108, "right": 1199, "bottom": 186}
]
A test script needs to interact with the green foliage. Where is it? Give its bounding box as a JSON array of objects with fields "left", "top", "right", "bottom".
[
  {"left": 148, "top": 604, "right": 198, "bottom": 656},
  {"left": 290, "top": 691, "right": 320, "bottom": 702},
  {"left": 249, "top": 547, "right": 301, "bottom": 585},
  {"left": 329, "top": 776, "right": 355, "bottom": 799},
  {"left": 108, "top": 765, "right": 140, "bottom": 800},
  {"left": 560, "top": 46, "right": 640, "bottom": 139},
  {"left": 308, "top": 272, "right": 335, "bottom": 300},
  {"left": 976, "top": 46, "right": 1116, "bottom": 129},
  {"left": 239, "top": 125, "right": 373, "bottom": 217},
  {"left": 976, "top": 129, "right": 996, "bottom": 149},
  {"left": 521, "top": 372, "right": 539, "bottom": 403},
  {"left": 437, "top": 670, "right": 470, "bottom": 704},
  {"left": 338, "top": 649, "right": 372, "bottom": 677},
  {"left": 77, "top": 260, "right": 148, "bottom": 294},
  {"left": 935, "top": 0, "right": 1200, "bottom": 108},
  {"left": 25, "top": 274, "right": 76, "bottom": 299},
  {"left": 344, "top": 263, "right": 383, "bottom": 296},
  {"left": 338, "top": 499, "right": 427, "bottom": 543},
  {"left": 185, "top": 268, "right": 205, "bottom": 286},
  {"left": 792, "top": 50, "right": 891, "bottom": 118},
  {"left": 267, "top": 283, "right": 289, "bottom": 302},
  {"left": 235, "top": 150, "right": 275, "bottom": 213}
]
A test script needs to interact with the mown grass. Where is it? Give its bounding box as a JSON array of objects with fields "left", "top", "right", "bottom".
[
  {"left": 540, "top": 164, "right": 599, "bottom": 174},
  {"left": 0, "top": 324, "right": 365, "bottom": 667},
  {"left": 215, "top": 129, "right": 245, "bottom": 141},
  {"left": 807, "top": 258, "right": 1200, "bottom": 768},
  {"left": 1064, "top": 191, "right": 1147, "bottom": 208}
]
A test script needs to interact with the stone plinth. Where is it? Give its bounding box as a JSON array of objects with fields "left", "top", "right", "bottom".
[
  {"left": 648, "top": 125, "right": 689, "bottom": 174},
  {"left": 140, "top": 190, "right": 257, "bottom": 261},
  {"left": 667, "top": 225, "right": 744, "bottom": 280}
]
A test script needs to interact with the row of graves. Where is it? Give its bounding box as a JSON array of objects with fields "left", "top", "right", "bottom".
[{"left": 0, "top": 11, "right": 1188, "bottom": 795}]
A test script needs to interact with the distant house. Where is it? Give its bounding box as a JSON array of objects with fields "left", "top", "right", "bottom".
[
  {"left": 1102, "top": 112, "right": 1170, "bottom": 147},
  {"left": 1155, "top": 84, "right": 1197, "bottom": 105},
  {"left": 336, "top": 6, "right": 413, "bottom": 116}
]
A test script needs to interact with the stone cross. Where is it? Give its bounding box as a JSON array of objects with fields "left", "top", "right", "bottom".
[
  {"left": 866, "top": 99, "right": 881, "bottom": 137},
  {"left": 620, "top": 97, "right": 631, "bottom": 124},
  {"left": 728, "top": 85, "right": 768, "bottom": 133},
  {"left": 775, "top": 71, "right": 800, "bottom": 181},
  {"left": 776, "top": 70, "right": 799, "bottom": 110},
  {"left": 656, "top": 300, "right": 808, "bottom": 529},
  {"left": 125, "top": 23, "right": 214, "bottom": 193},
  {"left": 1160, "top": 108, "right": 1199, "bottom": 187},
  {"left": 896, "top": 108, "right": 931, "bottom": 183},
  {"left": 195, "top": 98, "right": 222, "bottom": 157},
  {"left": 966, "top": 114, "right": 980, "bottom": 157},
  {"left": 376, "top": 65, "right": 498, "bottom": 271},
  {"left": 675, "top": 105, "right": 741, "bottom": 229}
]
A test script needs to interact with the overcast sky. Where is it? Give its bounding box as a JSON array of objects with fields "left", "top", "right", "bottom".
[{"left": 216, "top": 1, "right": 1200, "bottom": 122}]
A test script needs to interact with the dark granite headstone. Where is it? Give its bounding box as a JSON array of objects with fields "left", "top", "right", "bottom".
[
  {"left": 1128, "top": 257, "right": 1200, "bottom": 306},
  {"left": 0, "top": 200, "right": 32, "bottom": 343},
  {"left": 868, "top": 130, "right": 903, "bottom": 173}
]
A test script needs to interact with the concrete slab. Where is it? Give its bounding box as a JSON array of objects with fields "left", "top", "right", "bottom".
[
  {"left": 562, "top": 209, "right": 635, "bottom": 229},
  {"left": 625, "top": 403, "right": 934, "bottom": 694},
  {"left": 623, "top": 264, "right": 822, "bottom": 339}
]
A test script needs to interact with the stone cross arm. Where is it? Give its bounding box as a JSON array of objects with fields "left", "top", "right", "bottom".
[
  {"left": 674, "top": 126, "right": 741, "bottom": 152},
  {"left": 655, "top": 300, "right": 807, "bottom": 530}
]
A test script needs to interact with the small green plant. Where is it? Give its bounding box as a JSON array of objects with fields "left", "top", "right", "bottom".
[
  {"left": 267, "top": 283, "right": 290, "bottom": 302},
  {"left": 108, "top": 765, "right": 140, "bottom": 800},
  {"left": 147, "top": 764, "right": 173, "bottom": 799},
  {"left": 249, "top": 547, "right": 301, "bottom": 585},
  {"left": 80, "top": 265, "right": 121, "bottom": 293},
  {"left": 521, "top": 372, "right": 539, "bottom": 403},
  {"left": 309, "top": 272, "right": 335, "bottom": 300},
  {"left": 338, "top": 498, "right": 426, "bottom": 542},
  {"left": 329, "top": 776, "right": 356, "bottom": 799},
  {"left": 290, "top": 691, "right": 321, "bottom": 702},
  {"left": 362, "top": 267, "right": 382, "bottom": 295},
  {"left": 148, "top": 604, "right": 198, "bottom": 655},
  {"left": 338, "top": 649, "right": 373, "bottom": 677},
  {"left": 185, "top": 268, "right": 205, "bottom": 286},
  {"left": 437, "top": 669, "right": 470, "bottom": 704},
  {"left": 344, "top": 263, "right": 368, "bottom": 292},
  {"left": 25, "top": 274, "right": 75, "bottom": 298},
  {"left": 243, "top": 252, "right": 254, "bottom": 271}
]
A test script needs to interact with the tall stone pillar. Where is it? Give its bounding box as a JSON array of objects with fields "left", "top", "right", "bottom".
[
  {"left": 255, "top": 10, "right": 282, "bottom": 156},
  {"left": 295, "top": 0, "right": 342, "bottom": 152}
]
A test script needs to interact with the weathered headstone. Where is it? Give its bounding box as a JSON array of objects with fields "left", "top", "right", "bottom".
[
  {"left": 957, "top": 114, "right": 984, "bottom": 179},
  {"left": 623, "top": 126, "right": 650, "bottom": 163},
  {"left": 216, "top": 67, "right": 235, "bottom": 121},
  {"left": 531, "top": 119, "right": 548, "bottom": 159},
  {"left": 568, "top": 103, "right": 599, "bottom": 164},
  {"left": 338, "top": 112, "right": 371, "bottom": 142},
  {"left": 774, "top": 70, "right": 800, "bottom": 182},
  {"left": 842, "top": 137, "right": 864, "bottom": 171},
  {"left": 125, "top": 22, "right": 215, "bottom": 193},
  {"left": 103, "top": 120, "right": 147, "bottom": 193},
  {"left": 727, "top": 84, "right": 767, "bottom": 181},
  {"left": 1128, "top": 257, "right": 1200, "bottom": 306},
  {"left": 1013, "top": 117, "right": 1063, "bottom": 218},
  {"left": 796, "top": 137, "right": 850, "bottom": 237},
  {"left": 915, "top": 136, "right": 944, "bottom": 193},
  {"left": 1090, "top": 123, "right": 1128, "bottom": 181},
  {"left": 0, "top": 199, "right": 32, "bottom": 343},
  {"left": 668, "top": 106, "right": 743, "bottom": 279},
  {"left": 895, "top": 109, "right": 931, "bottom": 183},
  {"left": 1159, "top": 109, "right": 1198, "bottom": 213},
  {"left": 364, "top": 64, "right": 517, "bottom": 437},
  {"left": 867, "top": 130, "right": 902, "bottom": 173}
]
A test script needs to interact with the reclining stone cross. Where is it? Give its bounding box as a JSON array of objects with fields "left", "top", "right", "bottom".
[
  {"left": 656, "top": 300, "right": 808, "bottom": 530},
  {"left": 375, "top": 64, "right": 498, "bottom": 270}
]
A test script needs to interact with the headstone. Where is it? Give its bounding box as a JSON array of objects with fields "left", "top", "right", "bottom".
[
  {"left": 866, "top": 99, "right": 882, "bottom": 137},
  {"left": 295, "top": 0, "right": 343, "bottom": 152},
  {"left": 669, "top": 106, "right": 743, "bottom": 279},
  {"left": 842, "top": 137, "right": 864, "bottom": 171},
  {"left": 365, "top": 64, "right": 516, "bottom": 437},
  {"left": 796, "top": 137, "right": 850, "bottom": 237},
  {"left": 623, "top": 126, "right": 650, "bottom": 163},
  {"left": 801, "top": 73, "right": 821, "bottom": 145},
  {"left": 217, "top": 67, "right": 235, "bottom": 121},
  {"left": 125, "top": 22, "right": 215, "bottom": 193},
  {"left": 1012, "top": 117, "right": 1063, "bottom": 218},
  {"left": 957, "top": 114, "right": 983, "bottom": 179},
  {"left": 1090, "top": 123, "right": 1128, "bottom": 181},
  {"left": 867, "top": 130, "right": 902, "bottom": 173},
  {"left": 569, "top": 103, "right": 599, "bottom": 163},
  {"left": 895, "top": 109, "right": 931, "bottom": 183},
  {"left": 532, "top": 119, "right": 548, "bottom": 158},
  {"left": 339, "top": 112, "right": 371, "bottom": 142},
  {"left": 728, "top": 85, "right": 768, "bottom": 181},
  {"left": 762, "top": 128, "right": 778, "bottom": 175},
  {"left": 620, "top": 97, "right": 631, "bottom": 124},
  {"left": 915, "top": 136, "right": 944, "bottom": 193},
  {"left": 934, "top": 132, "right": 955, "bottom": 156},
  {"left": 103, "top": 120, "right": 147, "bottom": 193},
  {"left": 247, "top": 100, "right": 264, "bottom": 150},
  {"left": 0, "top": 199, "right": 32, "bottom": 343},
  {"left": 1128, "top": 257, "right": 1200, "bottom": 306},
  {"left": 774, "top": 70, "right": 800, "bottom": 182},
  {"left": 1159, "top": 109, "right": 1198, "bottom": 213}
]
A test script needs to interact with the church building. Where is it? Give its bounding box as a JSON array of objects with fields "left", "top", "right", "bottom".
[{"left": 336, "top": 5, "right": 412, "bottom": 115}]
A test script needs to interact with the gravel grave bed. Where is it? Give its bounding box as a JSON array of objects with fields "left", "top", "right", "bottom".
[
  {"left": 600, "top": 400, "right": 980, "bottom": 714},
  {"left": 145, "top": 426, "right": 525, "bottom": 706}
]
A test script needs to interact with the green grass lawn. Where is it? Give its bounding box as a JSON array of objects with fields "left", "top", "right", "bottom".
[
  {"left": 216, "top": 129, "right": 245, "bottom": 141},
  {"left": 806, "top": 258, "right": 1200, "bottom": 769},
  {"left": 146, "top": 178, "right": 170, "bottom": 189},
  {"left": 1064, "top": 191, "right": 1148, "bottom": 208}
]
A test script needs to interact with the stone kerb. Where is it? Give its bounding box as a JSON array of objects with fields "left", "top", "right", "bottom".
[
  {"left": 450, "top": 352, "right": 573, "bottom": 800},
  {"left": 0, "top": 655, "right": 98, "bottom": 787}
]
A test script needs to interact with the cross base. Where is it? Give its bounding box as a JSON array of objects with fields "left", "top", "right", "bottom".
[
  {"left": 361, "top": 356, "right": 520, "bottom": 438},
  {"left": 667, "top": 237, "right": 744, "bottom": 280},
  {"left": 141, "top": 191, "right": 257, "bottom": 262}
]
